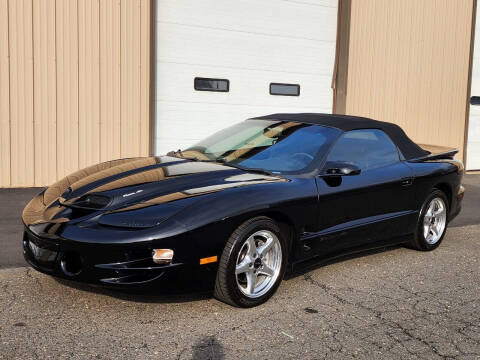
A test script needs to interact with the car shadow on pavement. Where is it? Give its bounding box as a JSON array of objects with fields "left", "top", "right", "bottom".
[{"left": 191, "top": 336, "right": 225, "bottom": 360}]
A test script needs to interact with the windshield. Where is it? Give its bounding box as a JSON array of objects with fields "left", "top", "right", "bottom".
[{"left": 181, "top": 120, "right": 341, "bottom": 173}]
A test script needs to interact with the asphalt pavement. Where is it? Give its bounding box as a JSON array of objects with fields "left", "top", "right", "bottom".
[
  {"left": 1, "top": 176, "right": 479, "bottom": 359},
  {"left": 0, "top": 187, "right": 41, "bottom": 268}
]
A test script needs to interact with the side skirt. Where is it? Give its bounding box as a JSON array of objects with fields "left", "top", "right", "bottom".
[{"left": 288, "top": 234, "right": 411, "bottom": 276}]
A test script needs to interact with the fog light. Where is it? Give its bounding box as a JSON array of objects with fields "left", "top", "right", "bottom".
[
  {"left": 60, "top": 252, "right": 83, "bottom": 276},
  {"left": 152, "top": 249, "right": 174, "bottom": 264}
]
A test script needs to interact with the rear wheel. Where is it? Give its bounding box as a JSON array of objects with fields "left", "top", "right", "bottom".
[
  {"left": 410, "top": 189, "right": 448, "bottom": 251},
  {"left": 214, "top": 217, "right": 288, "bottom": 307}
]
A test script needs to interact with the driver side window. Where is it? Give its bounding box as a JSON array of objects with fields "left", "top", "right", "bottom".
[{"left": 326, "top": 129, "right": 400, "bottom": 171}]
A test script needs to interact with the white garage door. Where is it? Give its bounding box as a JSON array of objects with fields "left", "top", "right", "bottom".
[
  {"left": 154, "top": 0, "right": 338, "bottom": 155},
  {"left": 467, "top": 3, "right": 480, "bottom": 170}
]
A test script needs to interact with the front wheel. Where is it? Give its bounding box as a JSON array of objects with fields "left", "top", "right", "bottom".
[
  {"left": 410, "top": 189, "right": 449, "bottom": 251},
  {"left": 214, "top": 217, "right": 288, "bottom": 307}
]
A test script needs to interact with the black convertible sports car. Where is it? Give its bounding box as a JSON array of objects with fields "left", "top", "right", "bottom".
[{"left": 22, "top": 113, "right": 464, "bottom": 307}]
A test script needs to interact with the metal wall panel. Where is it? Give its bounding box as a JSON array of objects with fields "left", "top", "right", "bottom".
[
  {"left": 33, "top": 0, "right": 57, "bottom": 186},
  {"left": 120, "top": 0, "right": 151, "bottom": 158},
  {"left": 140, "top": 0, "right": 151, "bottom": 156},
  {"left": 56, "top": 0, "right": 79, "bottom": 179},
  {"left": 335, "top": 0, "right": 475, "bottom": 161},
  {"left": 78, "top": 0, "right": 101, "bottom": 169},
  {"left": 9, "top": 0, "right": 35, "bottom": 186},
  {"left": 0, "top": 0, "right": 152, "bottom": 187},
  {"left": 121, "top": 0, "right": 142, "bottom": 158},
  {"left": 99, "top": 0, "right": 122, "bottom": 162},
  {"left": 0, "top": 0, "right": 10, "bottom": 186}
]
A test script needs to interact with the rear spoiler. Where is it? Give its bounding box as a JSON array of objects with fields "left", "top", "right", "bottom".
[{"left": 408, "top": 144, "right": 459, "bottom": 162}]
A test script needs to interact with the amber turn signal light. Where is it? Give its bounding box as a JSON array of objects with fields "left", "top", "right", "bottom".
[
  {"left": 199, "top": 256, "right": 218, "bottom": 265},
  {"left": 152, "top": 249, "right": 174, "bottom": 264}
]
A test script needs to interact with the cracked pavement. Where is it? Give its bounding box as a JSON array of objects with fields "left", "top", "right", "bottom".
[{"left": 1, "top": 176, "right": 480, "bottom": 359}]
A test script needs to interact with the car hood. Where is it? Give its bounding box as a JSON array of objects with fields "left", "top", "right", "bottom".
[{"left": 23, "top": 156, "right": 286, "bottom": 227}]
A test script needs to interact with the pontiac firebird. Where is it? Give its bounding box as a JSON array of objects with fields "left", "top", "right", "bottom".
[{"left": 22, "top": 113, "right": 464, "bottom": 307}]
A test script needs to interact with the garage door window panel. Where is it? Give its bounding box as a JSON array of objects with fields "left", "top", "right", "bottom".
[
  {"left": 194, "top": 77, "right": 229, "bottom": 92},
  {"left": 269, "top": 83, "right": 300, "bottom": 96}
]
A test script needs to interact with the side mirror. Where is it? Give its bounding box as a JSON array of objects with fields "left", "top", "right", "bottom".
[{"left": 323, "top": 162, "right": 361, "bottom": 176}]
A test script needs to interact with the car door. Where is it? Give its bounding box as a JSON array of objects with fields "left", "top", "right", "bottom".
[{"left": 310, "top": 129, "right": 416, "bottom": 258}]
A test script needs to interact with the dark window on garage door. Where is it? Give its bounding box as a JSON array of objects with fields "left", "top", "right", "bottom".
[
  {"left": 194, "top": 77, "right": 229, "bottom": 92},
  {"left": 270, "top": 83, "right": 300, "bottom": 96}
]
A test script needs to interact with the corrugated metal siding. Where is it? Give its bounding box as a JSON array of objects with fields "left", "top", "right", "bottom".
[
  {"left": 0, "top": 0, "right": 10, "bottom": 186},
  {"left": 0, "top": 0, "right": 151, "bottom": 187},
  {"left": 56, "top": 0, "right": 79, "bottom": 179},
  {"left": 336, "top": 0, "right": 475, "bottom": 161},
  {"left": 121, "top": 0, "right": 141, "bottom": 158},
  {"left": 78, "top": 0, "right": 101, "bottom": 169},
  {"left": 99, "top": 0, "right": 122, "bottom": 162},
  {"left": 33, "top": 0, "right": 57, "bottom": 186},
  {"left": 9, "top": 0, "right": 35, "bottom": 187}
]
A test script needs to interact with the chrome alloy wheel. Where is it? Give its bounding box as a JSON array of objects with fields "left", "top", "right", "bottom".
[
  {"left": 423, "top": 197, "right": 447, "bottom": 245},
  {"left": 235, "top": 230, "right": 282, "bottom": 298}
]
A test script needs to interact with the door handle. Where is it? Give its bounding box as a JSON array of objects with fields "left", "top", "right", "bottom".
[{"left": 401, "top": 178, "right": 413, "bottom": 186}]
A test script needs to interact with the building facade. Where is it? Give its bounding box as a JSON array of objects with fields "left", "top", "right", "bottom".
[{"left": 0, "top": 0, "right": 478, "bottom": 187}]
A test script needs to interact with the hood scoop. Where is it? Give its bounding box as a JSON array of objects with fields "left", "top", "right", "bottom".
[{"left": 65, "top": 194, "right": 112, "bottom": 210}]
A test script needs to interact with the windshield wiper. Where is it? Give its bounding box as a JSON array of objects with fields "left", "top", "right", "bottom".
[
  {"left": 166, "top": 149, "right": 185, "bottom": 159},
  {"left": 167, "top": 150, "right": 209, "bottom": 162},
  {"left": 168, "top": 151, "right": 275, "bottom": 176},
  {"left": 212, "top": 158, "right": 274, "bottom": 176}
]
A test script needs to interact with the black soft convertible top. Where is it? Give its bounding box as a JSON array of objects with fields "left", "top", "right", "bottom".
[{"left": 251, "top": 113, "right": 429, "bottom": 160}]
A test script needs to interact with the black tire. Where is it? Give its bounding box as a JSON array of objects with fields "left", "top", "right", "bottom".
[
  {"left": 214, "top": 216, "right": 288, "bottom": 307},
  {"left": 410, "top": 189, "right": 449, "bottom": 251}
]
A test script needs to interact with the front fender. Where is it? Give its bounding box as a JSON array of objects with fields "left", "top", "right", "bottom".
[{"left": 165, "top": 177, "right": 318, "bottom": 261}]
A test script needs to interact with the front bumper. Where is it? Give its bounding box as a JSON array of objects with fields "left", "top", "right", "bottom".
[{"left": 22, "top": 226, "right": 188, "bottom": 288}]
